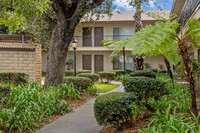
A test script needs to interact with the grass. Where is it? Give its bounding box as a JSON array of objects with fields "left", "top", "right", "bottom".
[{"left": 94, "top": 83, "right": 119, "bottom": 93}]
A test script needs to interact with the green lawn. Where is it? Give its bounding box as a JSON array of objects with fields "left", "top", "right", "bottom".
[{"left": 94, "top": 83, "right": 119, "bottom": 93}]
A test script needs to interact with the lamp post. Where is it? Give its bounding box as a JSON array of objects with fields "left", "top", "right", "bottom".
[{"left": 72, "top": 38, "right": 78, "bottom": 76}]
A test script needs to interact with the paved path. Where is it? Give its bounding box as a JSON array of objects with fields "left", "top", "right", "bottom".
[{"left": 38, "top": 82, "right": 124, "bottom": 133}]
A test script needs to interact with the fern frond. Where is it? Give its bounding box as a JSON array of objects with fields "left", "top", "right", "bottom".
[{"left": 188, "top": 19, "right": 200, "bottom": 48}]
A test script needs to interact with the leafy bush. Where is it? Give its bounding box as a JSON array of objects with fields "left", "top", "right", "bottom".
[
  {"left": 141, "top": 107, "right": 200, "bottom": 133},
  {"left": 65, "top": 76, "right": 92, "bottom": 90},
  {"left": 65, "top": 71, "right": 74, "bottom": 76},
  {"left": 77, "top": 70, "right": 91, "bottom": 74},
  {"left": 94, "top": 92, "right": 136, "bottom": 129},
  {"left": 0, "top": 84, "right": 10, "bottom": 107},
  {"left": 123, "top": 77, "right": 169, "bottom": 101},
  {"left": 85, "top": 86, "right": 98, "bottom": 96},
  {"left": 98, "top": 72, "right": 115, "bottom": 83},
  {"left": 112, "top": 70, "right": 126, "bottom": 76},
  {"left": 114, "top": 74, "right": 131, "bottom": 81},
  {"left": 0, "top": 72, "right": 28, "bottom": 85},
  {"left": 78, "top": 73, "right": 99, "bottom": 83},
  {"left": 0, "top": 83, "right": 75, "bottom": 132},
  {"left": 125, "top": 69, "right": 133, "bottom": 74},
  {"left": 130, "top": 71, "right": 156, "bottom": 78}
]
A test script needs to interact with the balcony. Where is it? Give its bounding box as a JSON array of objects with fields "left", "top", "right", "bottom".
[
  {"left": 71, "top": 35, "right": 132, "bottom": 49},
  {"left": 178, "top": 0, "right": 200, "bottom": 27}
]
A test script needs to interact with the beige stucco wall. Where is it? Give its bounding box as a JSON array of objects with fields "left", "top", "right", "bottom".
[
  {"left": 0, "top": 42, "right": 42, "bottom": 83},
  {"left": 42, "top": 52, "right": 166, "bottom": 72},
  {"left": 144, "top": 56, "right": 166, "bottom": 70}
]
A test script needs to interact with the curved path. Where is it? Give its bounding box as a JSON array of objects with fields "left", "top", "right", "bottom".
[{"left": 38, "top": 82, "right": 124, "bottom": 133}]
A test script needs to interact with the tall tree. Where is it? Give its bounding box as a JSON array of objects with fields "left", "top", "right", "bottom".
[
  {"left": 107, "top": 18, "right": 200, "bottom": 116},
  {"left": 45, "top": 0, "right": 112, "bottom": 86},
  {"left": 0, "top": 0, "right": 112, "bottom": 86}
]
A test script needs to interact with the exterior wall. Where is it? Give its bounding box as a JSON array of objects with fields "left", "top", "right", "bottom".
[
  {"left": 144, "top": 56, "right": 166, "bottom": 70},
  {"left": 0, "top": 42, "right": 41, "bottom": 83},
  {"left": 42, "top": 52, "right": 166, "bottom": 72}
]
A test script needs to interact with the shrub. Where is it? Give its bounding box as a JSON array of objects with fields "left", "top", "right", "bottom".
[
  {"left": 78, "top": 73, "right": 99, "bottom": 83},
  {"left": 125, "top": 69, "right": 133, "bottom": 74},
  {"left": 130, "top": 71, "right": 156, "bottom": 78},
  {"left": 114, "top": 74, "right": 131, "bottom": 81},
  {"left": 123, "top": 77, "right": 169, "bottom": 101},
  {"left": 0, "top": 83, "right": 71, "bottom": 132},
  {"left": 94, "top": 92, "right": 136, "bottom": 129},
  {"left": 77, "top": 70, "right": 91, "bottom": 74},
  {"left": 0, "top": 72, "right": 28, "bottom": 85},
  {"left": 64, "top": 76, "right": 92, "bottom": 90},
  {"left": 0, "top": 84, "right": 10, "bottom": 107},
  {"left": 65, "top": 71, "right": 74, "bottom": 76},
  {"left": 85, "top": 86, "right": 98, "bottom": 96},
  {"left": 112, "top": 70, "right": 126, "bottom": 76},
  {"left": 98, "top": 72, "right": 115, "bottom": 83}
]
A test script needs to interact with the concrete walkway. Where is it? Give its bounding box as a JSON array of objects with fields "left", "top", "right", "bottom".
[{"left": 38, "top": 82, "right": 124, "bottom": 133}]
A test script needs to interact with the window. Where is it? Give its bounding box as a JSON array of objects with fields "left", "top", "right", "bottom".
[
  {"left": 112, "top": 55, "right": 134, "bottom": 70},
  {"left": 113, "top": 27, "right": 135, "bottom": 40}
]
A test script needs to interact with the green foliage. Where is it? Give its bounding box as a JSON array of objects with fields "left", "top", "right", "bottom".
[
  {"left": 64, "top": 76, "right": 92, "bottom": 90},
  {"left": 98, "top": 72, "right": 115, "bottom": 83},
  {"left": 114, "top": 74, "right": 131, "bottom": 81},
  {"left": 0, "top": 83, "right": 77, "bottom": 132},
  {"left": 104, "top": 20, "right": 181, "bottom": 65},
  {"left": 0, "top": 84, "right": 10, "bottom": 108},
  {"left": 77, "top": 70, "right": 91, "bottom": 74},
  {"left": 188, "top": 19, "right": 200, "bottom": 47},
  {"left": 123, "top": 77, "right": 169, "bottom": 101},
  {"left": 130, "top": 71, "right": 156, "bottom": 78},
  {"left": 0, "top": 72, "right": 28, "bottom": 85},
  {"left": 94, "top": 92, "right": 136, "bottom": 129},
  {"left": 140, "top": 74, "right": 196, "bottom": 133},
  {"left": 141, "top": 107, "right": 200, "bottom": 133},
  {"left": 85, "top": 86, "right": 98, "bottom": 96},
  {"left": 65, "top": 71, "right": 74, "bottom": 76},
  {"left": 0, "top": 0, "right": 50, "bottom": 32},
  {"left": 78, "top": 73, "right": 99, "bottom": 84},
  {"left": 155, "top": 74, "right": 191, "bottom": 113}
]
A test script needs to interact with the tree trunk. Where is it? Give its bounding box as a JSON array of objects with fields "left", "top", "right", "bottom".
[
  {"left": 123, "top": 47, "right": 126, "bottom": 70},
  {"left": 164, "top": 57, "right": 175, "bottom": 89},
  {"left": 178, "top": 40, "right": 198, "bottom": 116},
  {"left": 45, "top": 17, "right": 74, "bottom": 86},
  {"left": 134, "top": 2, "right": 144, "bottom": 70}
]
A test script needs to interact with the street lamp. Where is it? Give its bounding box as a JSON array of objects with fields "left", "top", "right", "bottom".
[{"left": 72, "top": 37, "right": 78, "bottom": 76}]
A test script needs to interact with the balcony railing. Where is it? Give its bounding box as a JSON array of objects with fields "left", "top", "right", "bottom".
[
  {"left": 178, "top": 0, "right": 200, "bottom": 28},
  {"left": 73, "top": 35, "right": 132, "bottom": 47}
]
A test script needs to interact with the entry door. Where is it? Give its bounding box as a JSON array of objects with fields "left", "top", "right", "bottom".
[
  {"left": 83, "top": 55, "right": 92, "bottom": 70},
  {"left": 94, "top": 55, "right": 104, "bottom": 72},
  {"left": 83, "top": 27, "right": 92, "bottom": 47},
  {"left": 94, "top": 27, "right": 104, "bottom": 47}
]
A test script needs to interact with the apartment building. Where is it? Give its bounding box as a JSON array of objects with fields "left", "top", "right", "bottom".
[
  {"left": 171, "top": 0, "right": 200, "bottom": 58},
  {"left": 42, "top": 11, "right": 168, "bottom": 73}
]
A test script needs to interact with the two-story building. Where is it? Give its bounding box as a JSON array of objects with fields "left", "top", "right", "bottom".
[
  {"left": 171, "top": 0, "right": 200, "bottom": 59},
  {"left": 42, "top": 11, "right": 169, "bottom": 73}
]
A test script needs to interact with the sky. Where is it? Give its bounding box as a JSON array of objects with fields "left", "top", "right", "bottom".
[{"left": 113, "top": 0, "right": 174, "bottom": 11}]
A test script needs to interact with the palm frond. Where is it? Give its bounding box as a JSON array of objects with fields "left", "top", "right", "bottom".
[{"left": 188, "top": 19, "right": 200, "bottom": 48}]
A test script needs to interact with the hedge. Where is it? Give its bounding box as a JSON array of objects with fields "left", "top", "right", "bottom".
[
  {"left": 78, "top": 73, "right": 99, "bottom": 83},
  {"left": 0, "top": 84, "right": 10, "bottom": 107},
  {"left": 112, "top": 70, "right": 126, "bottom": 76},
  {"left": 94, "top": 92, "right": 136, "bottom": 129},
  {"left": 123, "top": 77, "right": 169, "bottom": 101},
  {"left": 65, "top": 71, "right": 74, "bottom": 76},
  {"left": 98, "top": 72, "right": 115, "bottom": 83},
  {"left": 130, "top": 71, "right": 156, "bottom": 78},
  {"left": 64, "top": 76, "right": 92, "bottom": 90},
  {"left": 77, "top": 70, "right": 91, "bottom": 74},
  {"left": 0, "top": 72, "right": 28, "bottom": 85}
]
